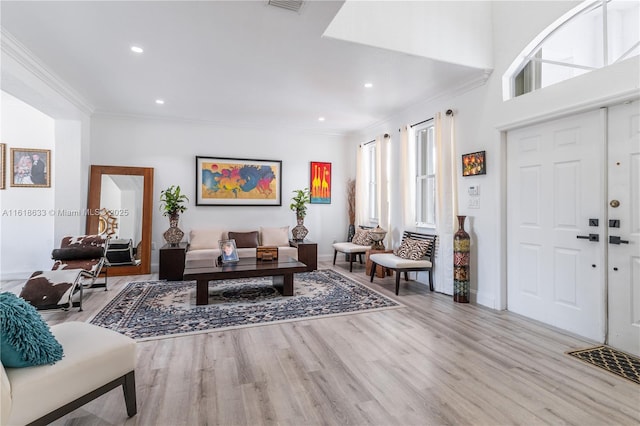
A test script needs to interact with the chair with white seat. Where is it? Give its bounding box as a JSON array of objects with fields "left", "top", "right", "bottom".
[
  {"left": 1, "top": 321, "right": 137, "bottom": 426},
  {"left": 332, "top": 226, "right": 373, "bottom": 272},
  {"left": 369, "top": 231, "right": 437, "bottom": 295}
]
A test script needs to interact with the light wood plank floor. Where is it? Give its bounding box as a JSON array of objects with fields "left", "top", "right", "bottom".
[{"left": 3, "top": 260, "right": 639, "bottom": 425}]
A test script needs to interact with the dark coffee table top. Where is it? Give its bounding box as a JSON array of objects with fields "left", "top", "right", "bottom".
[{"left": 183, "top": 256, "right": 307, "bottom": 280}]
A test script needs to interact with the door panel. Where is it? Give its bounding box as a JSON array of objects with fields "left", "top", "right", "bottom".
[
  {"left": 507, "top": 109, "right": 605, "bottom": 341},
  {"left": 607, "top": 101, "right": 640, "bottom": 356}
]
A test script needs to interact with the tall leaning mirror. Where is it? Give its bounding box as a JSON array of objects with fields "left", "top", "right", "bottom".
[{"left": 86, "top": 165, "right": 154, "bottom": 276}]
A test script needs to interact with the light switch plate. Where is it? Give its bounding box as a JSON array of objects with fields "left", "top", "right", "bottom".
[
  {"left": 469, "top": 197, "right": 480, "bottom": 209},
  {"left": 468, "top": 185, "right": 480, "bottom": 196}
]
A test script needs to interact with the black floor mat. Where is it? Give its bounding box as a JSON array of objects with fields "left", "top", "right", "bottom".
[{"left": 567, "top": 345, "right": 640, "bottom": 385}]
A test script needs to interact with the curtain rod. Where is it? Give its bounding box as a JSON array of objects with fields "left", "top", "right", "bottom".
[{"left": 410, "top": 117, "right": 434, "bottom": 128}]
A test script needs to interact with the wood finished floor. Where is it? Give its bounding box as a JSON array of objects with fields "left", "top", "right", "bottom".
[{"left": 3, "top": 260, "right": 639, "bottom": 426}]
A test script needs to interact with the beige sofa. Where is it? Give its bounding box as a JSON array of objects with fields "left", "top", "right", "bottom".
[{"left": 186, "top": 226, "right": 297, "bottom": 263}]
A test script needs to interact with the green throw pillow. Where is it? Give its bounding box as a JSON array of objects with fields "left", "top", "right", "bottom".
[{"left": 0, "top": 292, "right": 64, "bottom": 368}]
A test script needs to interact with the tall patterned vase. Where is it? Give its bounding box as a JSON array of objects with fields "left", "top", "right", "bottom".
[
  {"left": 291, "top": 215, "right": 309, "bottom": 241},
  {"left": 453, "top": 215, "right": 470, "bottom": 303},
  {"left": 163, "top": 213, "right": 184, "bottom": 246}
]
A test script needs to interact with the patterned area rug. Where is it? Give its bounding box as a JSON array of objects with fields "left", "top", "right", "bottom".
[
  {"left": 567, "top": 346, "right": 640, "bottom": 385},
  {"left": 90, "top": 269, "right": 401, "bottom": 341}
]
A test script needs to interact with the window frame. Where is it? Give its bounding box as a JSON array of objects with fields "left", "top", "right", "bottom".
[{"left": 414, "top": 120, "right": 436, "bottom": 228}]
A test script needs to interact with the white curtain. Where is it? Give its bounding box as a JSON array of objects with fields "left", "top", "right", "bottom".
[
  {"left": 399, "top": 125, "right": 416, "bottom": 230},
  {"left": 375, "top": 135, "right": 392, "bottom": 248},
  {"left": 355, "top": 144, "right": 368, "bottom": 227},
  {"left": 434, "top": 112, "right": 456, "bottom": 295}
]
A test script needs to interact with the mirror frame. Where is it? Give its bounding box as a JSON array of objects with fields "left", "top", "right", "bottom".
[{"left": 87, "top": 165, "right": 154, "bottom": 276}]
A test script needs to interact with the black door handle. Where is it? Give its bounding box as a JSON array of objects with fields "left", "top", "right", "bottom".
[
  {"left": 609, "top": 236, "right": 629, "bottom": 245},
  {"left": 577, "top": 234, "right": 599, "bottom": 242}
]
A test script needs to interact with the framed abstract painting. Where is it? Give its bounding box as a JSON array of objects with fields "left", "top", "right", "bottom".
[
  {"left": 462, "top": 151, "right": 486, "bottom": 177},
  {"left": 195, "top": 156, "right": 282, "bottom": 206},
  {"left": 310, "top": 161, "right": 331, "bottom": 204}
]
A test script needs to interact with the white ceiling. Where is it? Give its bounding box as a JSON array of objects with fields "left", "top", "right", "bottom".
[{"left": 1, "top": 1, "right": 488, "bottom": 135}]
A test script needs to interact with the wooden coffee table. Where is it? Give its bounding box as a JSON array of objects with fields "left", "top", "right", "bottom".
[{"left": 183, "top": 256, "right": 308, "bottom": 305}]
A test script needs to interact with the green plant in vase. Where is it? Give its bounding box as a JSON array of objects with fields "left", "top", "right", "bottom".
[
  {"left": 290, "top": 188, "right": 311, "bottom": 241},
  {"left": 160, "top": 185, "right": 189, "bottom": 245}
]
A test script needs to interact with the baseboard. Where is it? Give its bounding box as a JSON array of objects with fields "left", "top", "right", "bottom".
[{"left": 475, "top": 290, "right": 498, "bottom": 309}]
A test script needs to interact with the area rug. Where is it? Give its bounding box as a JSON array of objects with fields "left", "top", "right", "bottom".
[
  {"left": 90, "top": 269, "right": 402, "bottom": 341},
  {"left": 567, "top": 346, "right": 640, "bottom": 385}
]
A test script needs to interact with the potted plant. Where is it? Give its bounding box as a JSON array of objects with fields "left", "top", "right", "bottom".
[
  {"left": 290, "top": 188, "right": 311, "bottom": 241},
  {"left": 159, "top": 185, "right": 189, "bottom": 245}
]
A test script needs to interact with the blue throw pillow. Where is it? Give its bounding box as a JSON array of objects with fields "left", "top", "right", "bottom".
[{"left": 0, "top": 292, "right": 64, "bottom": 368}]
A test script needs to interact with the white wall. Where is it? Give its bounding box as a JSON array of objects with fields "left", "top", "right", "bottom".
[
  {"left": 90, "top": 115, "right": 351, "bottom": 271},
  {"left": 1, "top": 34, "right": 93, "bottom": 280},
  {"left": 345, "top": 0, "right": 640, "bottom": 309},
  {"left": 0, "top": 92, "right": 56, "bottom": 276}
]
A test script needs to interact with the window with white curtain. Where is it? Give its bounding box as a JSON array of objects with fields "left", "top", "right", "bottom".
[
  {"left": 415, "top": 121, "right": 436, "bottom": 227},
  {"left": 363, "top": 142, "right": 378, "bottom": 223}
]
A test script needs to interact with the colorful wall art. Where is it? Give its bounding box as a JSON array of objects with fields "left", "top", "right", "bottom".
[
  {"left": 195, "top": 156, "right": 282, "bottom": 206},
  {"left": 310, "top": 161, "right": 331, "bottom": 204}
]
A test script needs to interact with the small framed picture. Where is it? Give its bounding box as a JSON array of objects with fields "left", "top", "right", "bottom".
[
  {"left": 219, "top": 239, "right": 239, "bottom": 263},
  {"left": 462, "top": 151, "right": 486, "bottom": 176},
  {"left": 10, "top": 148, "right": 51, "bottom": 187}
]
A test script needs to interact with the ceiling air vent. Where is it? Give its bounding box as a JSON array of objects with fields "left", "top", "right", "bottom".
[{"left": 268, "top": 0, "right": 303, "bottom": 12}]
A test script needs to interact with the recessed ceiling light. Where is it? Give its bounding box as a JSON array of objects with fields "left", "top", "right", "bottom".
[
  {"left": 364, "top": 82, "right": 373, "bottom": 88},
  {"left": 130, "top": 46, "right": 144, "bottom": 54},
  {"left": 155, "top": 99, "right": 165, "bottom": 105},
  {"left": 318, "top": 117, "right": 325, "bottom": 122}
]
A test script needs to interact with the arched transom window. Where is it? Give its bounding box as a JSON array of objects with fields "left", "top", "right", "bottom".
[{"left": 503, "top": 0, "right": 639, "bottom": 100}]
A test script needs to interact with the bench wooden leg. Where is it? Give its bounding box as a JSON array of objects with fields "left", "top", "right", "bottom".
[
  {"left": 123, "top": 371, "right": 137, "bottom": 417},
  {"left": 349, "top": 253, "right": 356, "bottom": 272},
  {"left": 395, "top": 271, "right": 402, "bottom": 295},
  {"left": 333, "top": 250, "right": 338, "bottom": 265},
  {"left": 369, "top": 262, "right": 377, "bottom": 282},
  {"left": 404, "top": 271, "right": 409, "bottom": 282},
  {"left": 359, "top": 253, "right": 364, "bottom": 264},
  {"left": 429, "top": 270, "right": 434, "bottom": 291}
]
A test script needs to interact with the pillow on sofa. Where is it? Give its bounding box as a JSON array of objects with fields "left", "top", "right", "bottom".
[
  {"left": 351, "top": 228, "right": 373, "bottom": 246},
  {"left": 260, "top": 226, "right": 290, "bottom": 246},
  {"left": 394, "top": 237, "right": 432, "bottom": 260},
  {"left": 228, "top": 231, "right": 259, "bottom": 248},
  {"left": 189, "top": 229, "right": 225, "bottom": 250},
  {"left": 0, "top": 292, "right": 64, "bottom": 368}
]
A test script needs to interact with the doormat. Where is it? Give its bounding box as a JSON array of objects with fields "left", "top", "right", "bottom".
[
  {"left": 566, "top": 345, "right": 640, "bottom": 385},
  {"left": 90, "top": 269, "right": 402, "bottom": 341}
]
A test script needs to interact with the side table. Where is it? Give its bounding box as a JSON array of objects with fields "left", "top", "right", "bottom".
[
  {"left": 289, "top": 240, "right": 317, "bottom": 272},
  {"left": 159, "top": 242, "right": 188, "bottom": 281},
  {"left": 365, "top": 249, "right": 393, "bottom": 278}
]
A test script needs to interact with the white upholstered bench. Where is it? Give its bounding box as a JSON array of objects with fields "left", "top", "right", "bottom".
[{"left": 369, "top": 232, "right": 437, "bottom": 295}]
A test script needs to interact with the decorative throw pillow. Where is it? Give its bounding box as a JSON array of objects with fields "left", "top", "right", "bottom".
[
  {"left": 260, "top": 226, "right": 290, "bottom": 247},
  {"left": 0, "top": 292, "right": 64, "bottom": 368},
  {"left": 351, "top": 228, "right": 373, "bottom": 246},
  {"left": 228, "top": 231, "right": 259, "bottom": 248},
  {"left": 189, "top": 228, "right": 224, "bottom": 250},
  {"left": 394, "top": 238, "right": 432, "bottom": 260},
  {"left": 51, "top": 247, "right": 104, "bottom": 261}
]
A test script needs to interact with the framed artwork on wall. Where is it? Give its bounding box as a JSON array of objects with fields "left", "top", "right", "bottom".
[
  {"left": 310, "top": 161, "right": 331, "bottom": 204},
  {"left": 195, "top": 156, "right": 282, "bottom": 206},
  {"left": 462, "top": 151, "right": 486, "bottom": 177},
  {"left": 10, "top": 148, "right": 51, "bottom": 187},
  {"left": 0, "top": 143, "right": 5, "bottom": 190}
]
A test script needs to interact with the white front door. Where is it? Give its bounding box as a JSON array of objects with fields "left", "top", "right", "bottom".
[
  {"left": 607, "top": 101, "right": 640, "bottom": 356},
  {"left": 507, "top": 109, "right": 606, "bottom": 341}
]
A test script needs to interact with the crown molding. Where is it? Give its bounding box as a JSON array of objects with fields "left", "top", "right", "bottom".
[{"left": 1, "top": 27, "right": 95, "bottom": 115}]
